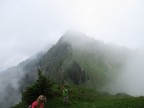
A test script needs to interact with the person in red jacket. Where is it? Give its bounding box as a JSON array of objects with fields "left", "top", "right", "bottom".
[{"left": 31, "top": 95, "right": 46, "bottom": 108}]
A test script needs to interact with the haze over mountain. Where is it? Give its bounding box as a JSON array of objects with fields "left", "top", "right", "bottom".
[
  {"left": 1, "top": 0, "right": 144, "bottom": 73},
  {"left": 1, "top": 31, "right": 144, "bottom": 107}
]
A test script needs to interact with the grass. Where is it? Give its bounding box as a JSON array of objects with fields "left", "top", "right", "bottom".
[
  {"left": 45, "top": 96, "right": 144, "bottom": 108},
  {"left": 12, "top": 87, "right": 144, "bottom": 108}
]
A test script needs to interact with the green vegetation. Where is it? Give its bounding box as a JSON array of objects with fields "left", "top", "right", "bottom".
[
  {"left": 22, "top": 69, "right": 53, "bottom": 105},
  {"left": 17, "top": 34, "right": 130, "bottom": 95},
  {"left": 12, "top": 69, "right": 144, "bottom": 108},
  {"left": 7, "top": 33, "right": 138, "bottom": 107}
]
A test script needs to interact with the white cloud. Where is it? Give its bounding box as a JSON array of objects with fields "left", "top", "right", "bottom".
[{"left": 0, "top": 0, "right": 144, "bottom": 71}]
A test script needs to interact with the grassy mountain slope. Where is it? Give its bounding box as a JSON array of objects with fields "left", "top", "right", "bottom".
[
  {"left": 1, "top": 31, "right": 132, "bottom": 107},
  {"left": 20, "top": 31, "right": 131, "bottom": 90},
  {"left": 12, "top": 70, "right": 144, "bottom": 108},
  {"left": 13, "top": 84, "right": 144, "bottom": 108}
]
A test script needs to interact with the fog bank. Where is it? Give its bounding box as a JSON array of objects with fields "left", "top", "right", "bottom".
[{"left": 110, "top": 49, "right": 144, "bottom": 96}]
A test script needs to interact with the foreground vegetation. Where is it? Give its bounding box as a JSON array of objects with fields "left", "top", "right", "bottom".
[
  {"left": 46, "top": 97, "right": 144, "bottom": 108},
  {"left": 12, "top": 93, "right": 144, "bottom": 108},
  {"left": 12, "top": 69, "right": 144, "bottom": 108}
]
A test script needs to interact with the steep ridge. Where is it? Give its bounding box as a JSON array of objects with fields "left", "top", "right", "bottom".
[
  {"left": 0, "top": 31, "right": 131, "bottom": 107},
  {"left": 20, "top": 31, "right": 131, "bottom": 89}
]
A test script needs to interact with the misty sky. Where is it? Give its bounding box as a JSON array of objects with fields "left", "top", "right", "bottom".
[{"left": 0, "top": 0, "right": 144, "bottom": 72}]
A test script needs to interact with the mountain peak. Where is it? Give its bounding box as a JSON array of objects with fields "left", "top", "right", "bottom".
[
  {"left": 58, "top": 30, "right": 97, "bottom": 48},
  {"left": 59, "top": 30, "right": 86, "bottom": 42}
]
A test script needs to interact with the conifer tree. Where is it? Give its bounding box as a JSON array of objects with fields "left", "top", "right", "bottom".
[{"left": 22, "top": 69, "right": 52, "bottom": 105}]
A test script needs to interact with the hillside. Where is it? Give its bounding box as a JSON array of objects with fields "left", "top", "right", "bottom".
[
  {"left": 32, "top": 31, "right": 130, "bottom": 88},
  {"left": 0, "top": 31, "right": 132, "bottom": 107},
  {"left": 12, "top": 69, "right": 144, "bottom": 108}
]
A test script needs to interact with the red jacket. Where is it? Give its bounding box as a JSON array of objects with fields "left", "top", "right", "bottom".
[{"left": 31, "top": 101, "right": 44, "bottom": 108}]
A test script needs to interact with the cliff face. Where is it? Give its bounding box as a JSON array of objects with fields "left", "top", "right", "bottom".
[
  {"left": 20, "top": 31, "right": 130, "bottom": 89},
  {"left": 0, "top": 31, "right": 131, "bottom": 107}
]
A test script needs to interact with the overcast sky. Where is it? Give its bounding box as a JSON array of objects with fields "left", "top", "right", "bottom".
[{"left": 0, "top": 0, "right": 144, "bottom": 72}]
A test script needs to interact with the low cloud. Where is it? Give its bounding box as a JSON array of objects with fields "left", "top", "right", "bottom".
[{"left": 109, "top": 49, "right": 144, "bottom": 96}]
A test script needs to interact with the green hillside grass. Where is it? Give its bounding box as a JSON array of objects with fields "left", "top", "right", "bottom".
[
  {"left": 12, "top": 86, "right": 144, "bottom": 108},
  {"left": 18, "top": 35, "right": 128, "bottom": 93},
  {"left": 12, "top": 70, "right": 144, "bottom": 108},
  {"left": 72, "top": 50, "right": 111, "bottom": 88}
]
